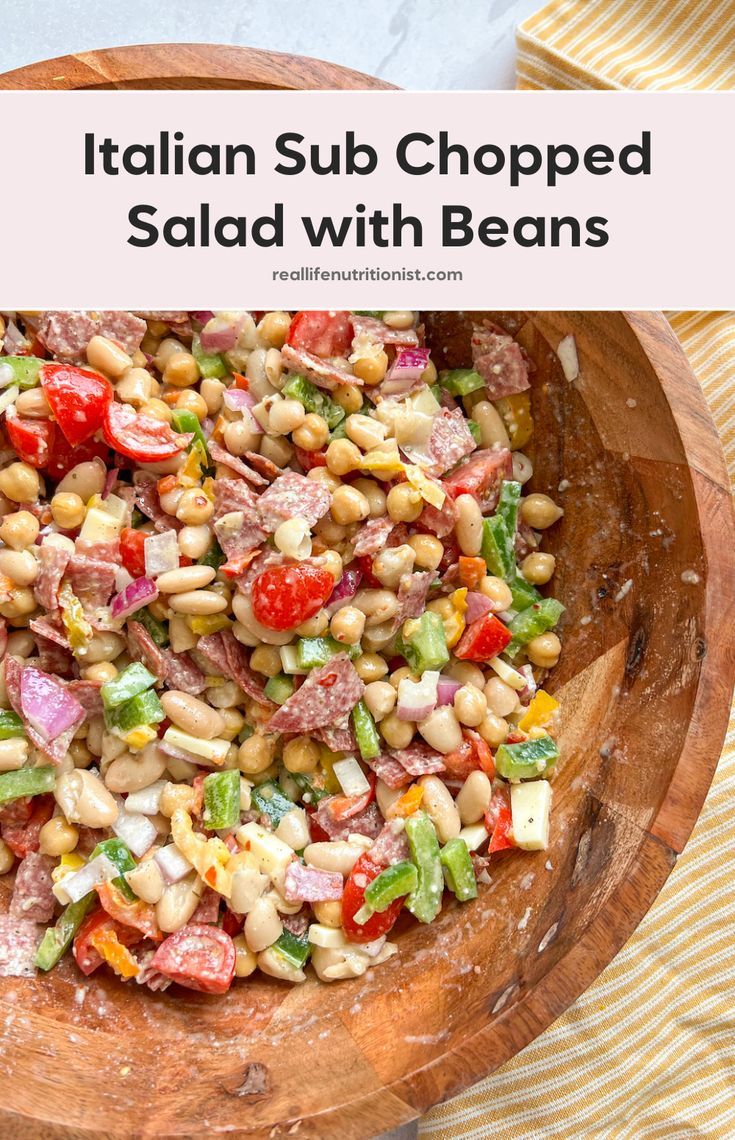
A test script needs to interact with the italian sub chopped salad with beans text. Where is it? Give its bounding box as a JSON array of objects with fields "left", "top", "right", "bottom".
[{"left": 0, "top": 308, "right": 564, "bottom": 993}]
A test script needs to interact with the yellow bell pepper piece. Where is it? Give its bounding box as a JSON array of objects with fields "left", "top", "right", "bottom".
[
  {"left": 89, "top": 930, "right": 140, "bottom": 979},
  {"left": 495, "top": 392, "right": 534, "bottom": 451},
  {"left": 170, "top": 809, "right": 232, "bottom": 898},
  {"left": 404, "top": 465, "right": 446, "bottom": 509},
  {"left": 59, "top": 581, "right": 92, "bottom": 654},
  {"left": 388, "top": 785, "right": 424, "bottom": 819},
  {"left": 177, "top": 447, "right": 204, "bottom": 487},
  {"left": 122, "top": 724, "right": 158, "bottom": 751},
  {"left": 442, "top": 587, "right": 468, "bottom": 649},
  {"left": 518, "top": 689, "right": 559, "bottom": 732},
  {"left": 189, "top": 614, "right": 233, "bottom": 637},
  {"left": 359, "top": 441, "right": 404, "bottom": 476},
  {"left": 52, "top": 853, "right": 85, "bottom": 884},
  {"left": 318, "top": 748, "right": 344, "bottom": 794}
]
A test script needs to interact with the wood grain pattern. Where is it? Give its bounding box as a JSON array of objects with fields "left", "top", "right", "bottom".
[{"left": 0, "top": 45, "right": 733, "bottom": 1140}]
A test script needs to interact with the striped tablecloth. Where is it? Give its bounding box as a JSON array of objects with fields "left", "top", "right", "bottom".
[{"left": 420, "top": 4, "right": 735, "bottom": 1137}]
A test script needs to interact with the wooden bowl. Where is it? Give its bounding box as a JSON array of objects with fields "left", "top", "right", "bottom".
[{"left": 1, "top": 46, "right": 734, "bottom": 1140}]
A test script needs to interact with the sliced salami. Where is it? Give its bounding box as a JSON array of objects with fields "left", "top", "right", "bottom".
[
  {"left": 126, "top": 620, "right": 167, "bottom": 681},
  {"left": 33, "top": 545, "right": 71, "bottom": 612},
  {"left": 161, "top": 650, "right": 207, "bottom": 696},
  {"left": 417, "top": 494, "right": 459, "bottom": 539},
  {"left": 134, "top": 311, "right": 188, "bottom": 324},
  {"left": 257, "top": 471, "right": 331, "bottom": 533},
  {"left": 369, "top": 821, "right": 411, "bottom": 867},
  {"left": 196, "top": 630, "right": 274, "bottom": 709},
  {"left": 135, "top": 949, "right": 173, "bottom": 992},
  {"left": 388, "top": 570, "right": 434, "bottom": 636},
  {"left": 208, "top": 442, "right": 268, "bottom": 487},
  {"left": 34, "top": 634, "right": 74, "bottom": 677},
  {"left": 443, "top": 447, "right": 513, "bottom": 514},
  {"left": 285, "top": 861, "right": 343, "bottom": 903},
  {"left": 368, "top": 754, "right": 414, "bottom": 790},
  {"left": 352, "top": 516, "right": 396, "bottom": 557},
  {"left": 66, "top": 555, "right": 117, "bottom": 614},
  {"left": 67, "top": 679, "right": 105, "bottom": 717},
  {"left": 0, "top": 915, "right": 42, "bottom": 977},
  {"left": 281, "top": 344, "right": 358, "bottom": 392},
  {"left": 471, "top": 324, "right": 531, "bottom": 400},
  {"left": 213, "top": 478, "right": 258, "bottom": 522},
  {"left": 312, "top": 800, "right": 383, "bottom": 841},
  {"left": 243, "top": 451, "right": 283, "bottom": 482},
  {"left": 349, "top": 314, "right": 420, "bottom": 347},
  {"left": 36, "top": 310, "right": 146, "bottom": 361},
  {"left": 428, "top": 408, "right": 476, "bottom": 476},
  {"left": 268, "top": 654, "right": 364, "bottom": 734},
  {"left": 281, "top": 908, "right": 310, "bottom": 937},
  {"left": 10, "top": 852, "right": 56, "bottom": 923},
  {"left": 29, "top": 616, "right": 71, "bottom": 650},
  {"left": 133, "top": 477, "right": 181, "bottom": 533},
  {"left": 313, "top": 721, "right": 357, "bottom": 753},
  {"left": 190, "top": 888, "right": 221, "bottom": 925},
  {"left": 390, "top": 742, "right": 446, "bottom": 777},
  {"left": 515, "top": 520, "right": 539, "bottom": 559},
  {"left": 75, "top": 536, "right": 123, "bottom": 565}
]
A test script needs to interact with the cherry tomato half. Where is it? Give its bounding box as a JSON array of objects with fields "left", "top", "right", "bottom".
[
  {"left": 286, "top": 310, "right": 353, "bottom": 357},
  {"left": 443, "top": 448, "right": 513, "bottom": 510},
  {"left": 120, "top": 527, "right": 148, "bottom": 579},
  {"left": 46, "top": 430, "right": 109, "bottom": 481},
  {"left": 342, "top": 852, "right": 405, "bottom": 944},
  {"left": 0, "top": 794, "right": 53, "bottom": 859},
  {"left": 103, "top": 401, "right": 193, "bottom": 463},
  {"left": 96, "top": 880, "right": 161, "bottom": 941},
  {"left": 40, "top": 363, "right": 113, "bottom": 446},
  {"left": 150, "top": 923, "right": 236, "bottom": 995},
  {"left": 4, "top": 412, "right": 54, "bottom": 468},
  {"left": 251, "top": 563, "right": 334, "bottom": 631},
  {"left": 485, "top": 788, "right": 515, "bottom": 853}
]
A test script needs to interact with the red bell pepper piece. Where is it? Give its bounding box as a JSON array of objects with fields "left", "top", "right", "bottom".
[{"left": 454, "top": 612, "right": 512, "bottom": 662}]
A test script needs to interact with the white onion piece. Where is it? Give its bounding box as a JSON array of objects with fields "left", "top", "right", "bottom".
[
  {"left": 63, "top": 854, "right": 119, "bottom": 904},
  {"left": 155, "top": 844, "right": 193, "bottom": 884},
  {"left": 557, "top": 335, "right": 579, "bottom": 381},
  {"left": 144, "top": 530, "right": 179, "bottom": 577},
  {"left": 112, "top": 807, "right": 158, "bottom": 858},
  {"left": 0, "top": 386, "right": 20, "bottom": 415},
  {"left": 124, "top": 780, "right": 167, "bottom": 816},
  {"left": 332, "top": 757, "right": 371, "bottom": 797}
]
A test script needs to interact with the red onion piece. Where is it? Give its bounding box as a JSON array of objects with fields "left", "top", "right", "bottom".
[
  {"left": 465, "top": 591, "right": 494, "bottom": 624},
  {"left": 110, "top": 577, "right": 159, "bottom": 621},
  {"left": 381, "top": 348, "right": 431, "bottom": 398},
  {"left": 517, "top": 664, "right": 537, "bottom": 706},
  {"left": 326, "top": 568, "right": 362, "bottom": 613},
  {"left": 436, "top": 677, "right": 462, "bottom": 706},
  {"left": 20, "top": 666, "right": 84, "bottom": 740},
  {"left": 102, "top": 467, "right": 120, "bottom": 500},
  {"left": 0, "top": 618, "right": 7, "bottom": 662},
  {"left": 190, "top": 311, "right": 214, "bottom": 325},
  {"left": 200, "top": 312, "right": 247, "bottom": 354},
  {"left": 223, "top": 387, "right": 261, "bottom": 433}
]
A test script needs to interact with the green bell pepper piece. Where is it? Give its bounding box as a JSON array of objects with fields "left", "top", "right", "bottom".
[
  {"left": 192, "top": 333, "right": 228, "bottom": 379},
  {"left": 296, "top": 636, "right": 360, "bottom": 668},
  {"left": 90, "top": 837, "right": 137, "bottom": 901},
  {"left": 272, "top": 928, "right": 311, "bottom": 969},
  {"left": 35, "top": 893, "right": 96, "bottom": 972},
  {"left": 496, "top": 480, "right": 522, "bottom": 536},
  {"left": 171, "top": 408, "right": 210, "bottom": 461},
  {"left": 399, "top": 611, "right": 449, "bottom": 675},
  {"left": 101, "top": 662, "right": 156, "bottom": 710},
  {"left": 351, "top": 699, "right": 381, "bottom": 761},
  {"left": 0, "top": 766, "right": 55, "bottom": 805},
  {"left": 203, "top": 769, "right": 241, "bottom": 830},
  {"left": 352, "top": 310, "right": 387, "bottom": 318},
  {"left": 281, "top": 375, "right": 345, "bottom": 430},
  {"left": 495, "top": 734, "right": 559, "bottom": 781},
  {"left": 405, "top": 811, "right": 444, "bottom": 924},
  {"left": 291, "top": 771, "right": 329, "bottom": 804},
  {"left": 105, "top": 689, "right": 165, "bottom": 733},
  {"left": 353, "top": 860, "right": 418, "bottom": 925},
  {"left": 251, "top": 780, "right": 296, "bottom": 828},
  {"left": 440, "top": 837, "right": 478, "bottom": 902},
  {"left": 263, "top": 673, "right": 294, "bottom": 706},
  {"left": 440, "top": 368, "right": 485, "bottom": 397},
  {"left": 238, "top": 723, "right": 254, "bottom": 744},
  {"left": 506, "top": 598, "right": 565, "bottom": 658},
  {"left": 0, "top": 356, "right": 44, "bottom": 390},
  {"left": 467, "top": 419, "right": 481, "bottom": 445},
  {"left": 481, "top": 515, "right": 515, "bottom": 582},
  {"left": 509, "top": 574, "right": 542, "bottom": 612},
  {"left": 138, "top": 606, "right": 170, "bottom": 648},
  {"left": 198, "top": 540, "right": 225, "bottom": 571},
  {"left": 0, "top": 710, "right": 25, "bottom": 739}
]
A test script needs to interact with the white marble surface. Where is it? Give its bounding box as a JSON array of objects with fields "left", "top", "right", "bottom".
[{"left": 0, "top": 0, "right": 541, "bottom": 90}]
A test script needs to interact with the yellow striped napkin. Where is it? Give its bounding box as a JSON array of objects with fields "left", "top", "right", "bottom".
[{"left": 420, "top": 5, "right": 735, "bottom": 1137}]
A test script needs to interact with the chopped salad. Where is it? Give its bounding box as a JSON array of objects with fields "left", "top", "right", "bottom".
[{"left": 0, "top": 308, "right": 564, "bottom": 992}]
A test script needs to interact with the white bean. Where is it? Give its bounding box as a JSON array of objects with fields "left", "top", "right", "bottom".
[
  {"left": 168, "top": 590, "right": 227, "bottom": 616},
  {"left": 418, "top": 705, "right": 463, "bottom": 754},
  {"left": 0, "top": 738, "right": 28, "bottom": 772},
  {"left": 417, "top": 775, "right": 461, "bottom": 843},
  {"left": 244, "top": 895, "right": 283, "bottom": 953},
  {"left": 455, "top": 770, "right": 493, "bottom": 826},
  {"left": 55, "top": 769, "right": 119, "bottom": 828},
  {"left": 156, "top": 874, "right": 202, "bottom": 933},
  {"left": 160, "top": 691, "right": 224, "bottom": 740},
  {"left": 257, "top": 946, "right": 306, "bottom": 984},
  {"left": 155, "top": 565, "right": 216, "bottom": 594},
  {"left": 455, "top": 494, "right": 483, "bottom": 556},
  {"left": 274, "top": 517, "right": 312, "bottom": 561},
  {"left": 125, "top": 859, "right": 165, "bottom": 905},
  {"left": 274, "top": 808, "right": 311, "bottom": 851},
  {"left": 104, "top": 743, "right": 167, "bottom": 793},
  {"left": 304, "top": 840, "right": 363, "bottom": 876},
  {"left": 473, "top": 401, "right": 511, "bottom": 449}
]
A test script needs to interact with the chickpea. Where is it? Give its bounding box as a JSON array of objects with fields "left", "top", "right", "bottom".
[
  {"left": 268, "top": 398, "right": 305, "bottom": 435},
  {"left": 484, "top": 676, "right": 519, "bottom": 718},
  {"left": 39, "top": 817, "right": 79, "bottom": 857},
  {"left": 0, "top": 462, "right": 40, "bottom": 503},
  {"left": 15, "top": 388, "right": 51, "bottom": 418},
  {"left": 0, "top": 550, "right": 37, "bottom": 587},
  {"left": 386, "top": 483, "right": 423, "bottom": 523},
  {"left": 81, "top": 662, "right": 117, "bottom": 684},
  {"left": 257, "top": 310, "right": 291, "bottom": 348},
  {"left": 163, "top": 352, "right": 199, "bottom": 388},
  {"left": 200, "top": 377, "right": 225, "bottom": 415},
  {"left": 332, "top": 384, "right": 363, "bottom": 413},
  {"left": 86, "top": 334, "right": 132, "bottom": 378},
  {"left": 178, "top": 524, "right": 212, "bottom": 561},
  {"left": 479, "top": 575, "right": 513, "bottom": 611},
  {"left": 373, "top": 544, "right": 416, "bottom": 590},
  {"left": 353, "top": 652, "right": 389, "bottom": 683},
  {"left": 238, "top": 734, "right": 277, "bottom": 775},
  {"left": 0, "top": 838, "right": 14, "bottom": 875},
  {"left": 350, "top": 478, "right": 386, "bottom": 519},
  {"left": 0, "top": 588, "right": 36, "bottom": 619},
  {"left": 352, "top": 350, "right": 388, "bottom": 386},
  {"left": 330, "top": 605, "right": 365, "bottom": 645},
  {"left": 85, "top": 631, "right": 125, "bottom": 664},
  {"left": 522, "top": 552, "right": 556, "bottom": 585},
  {"left": 291, "top": 413, "right": 329, "bottom": 451},
  {"left": 159, "top": 483, "right": 184, "bottom": 515},
  {"left": 526, "top": 632, "right": 562, "bottom": 669},
  {"left": 331, "top": 485, "right": 369, "bottom": 526},
  {"left": 454, "top": 684, "right": 488, "bottom": 727},
  {"left": 315, "top": 549, "right": 343, "bottom": 583},
  {"left": 326, "top": 438, "right": 361, "bottom": 477},
  {"left": 141, "top": 398, "right": 172, "bottom": 424},
  {"left": 477, "top": 712, "right": 509, "bottom": 748},
  {"left": 0, "top": 510, "right": 39, "bottom": 551},
  {"left": 521, "top": 494, "right": 563, "bottom": 530},
  {"left": 116, "top": 367, "right": 158, "bottom": 407},
  {"left": 175, "top": 488, "right": 214, "bottom": 526},
  {"left": 407, "top": 533, "right": 443, "bottom": 571},
  {"left": 260, "top": 435, "right": 293, "bottom": 468},
  {"left": 312, "top": 900, "right": 342, "bottom": 927},
  {"left": 50, "top": 492, "right": 86, "bottom": 530},
  {"left": 175, "top": 390, "right": 208, "bottom": 421},
  {"left": 380, "top": 711, "right": 415, "bottom": 749},
  {"left": 282, "top": 736, "right": 320, "bottom": 774},
  {"left": 6, "top": 630, "right": 34, "bottom": 657},
  {"left": 223, "top": 419, "right": 259, "bottom": 456},
  {"left": 294, "top": 609, "right": 330, "bottom": 638},
  {"left": 448, "top": 661, "right": 485, "bottom": 690},
  {"left": 308, "top": 467, "right": 341, "bottom": 493},
  {"left": 314, "top": 516, "right": 347, "bottom": 546},
  {"left": 383, "top": 310, "right": 415, "bottom": 330},
  {"left": 363, "top": 680, "right": 396, "bottom": 721},
  {"left": 250, "top": 645, "right": 283, "bottom": 678},
  {"left": 354, "top": 588, "right": 398, "bottom": 629}
]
